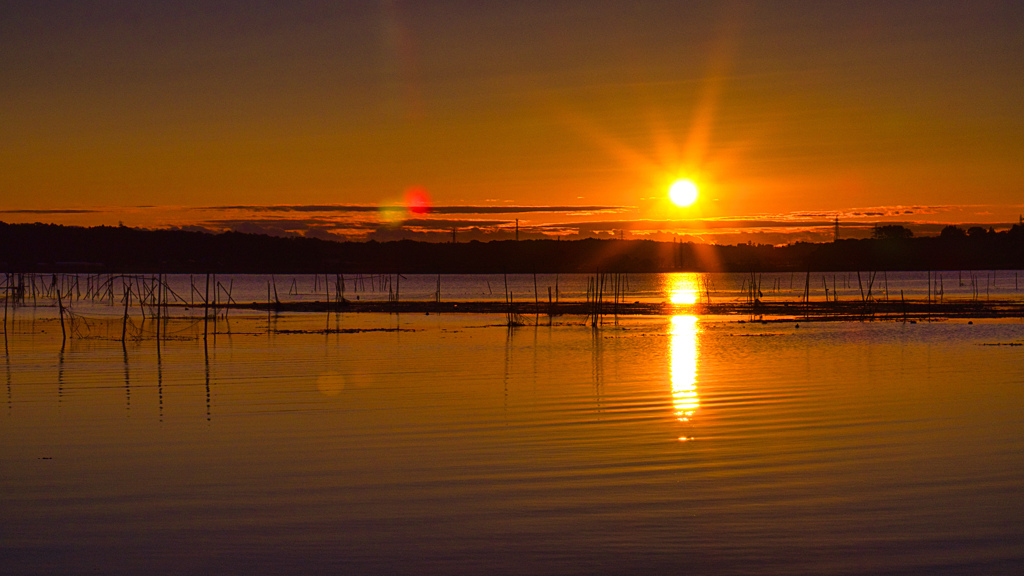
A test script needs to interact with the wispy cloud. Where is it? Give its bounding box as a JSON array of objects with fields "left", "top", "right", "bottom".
[
  {"left": 532, "top": 219, "right": 842, "bottom": 231},
  {"left": 200, "top": 204, "right": 628, "bottom": 215},
  {"left": 760, "top": 204, "right": 1005, "bottom": 222},
  {"left": 0, "top": 209, "right": 99, "bottom": 214},
  {"left": 399, "top": 218, "right": 515, "bottom": 228}
]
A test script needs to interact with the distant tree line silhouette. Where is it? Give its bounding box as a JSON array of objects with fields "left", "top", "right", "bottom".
[{"left": 1, "top": 221, "right": 1022, "bottom": 273}]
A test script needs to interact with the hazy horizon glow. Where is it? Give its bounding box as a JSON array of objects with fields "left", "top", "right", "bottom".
[
  {"left": 2, "top": 202, "right": 1019, "bottom": 245},
  {"left": 2, "top": 1, "right": 1022, "bottom": 243}
]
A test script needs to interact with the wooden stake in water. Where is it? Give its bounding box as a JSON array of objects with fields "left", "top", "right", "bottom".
[
  {"left": 504, "top": 272, "right": 515, "bottom": 326},
  {"left": 138, "top": 276, "right": 147, "bottom": 320},
  {"left": 122, "top": 280, "right": 131, "bottom": 343},
  {"left": 804, "top": 270, "right": 811, "bottom": 304},
  {"left": 901, "top": 290, "right": 907, "bottom": 322},
  {"left": 325, "top": 274, "right": 331, "bottom": 318},
  {"left": 57, "top": 289, "right": 66, "bottom": 344},
  {"left": 534, "top": 273, "right": 539, "bottom": 312},
  {"left": 203, "top": 274, "right": 210, "bottom": 340},
  {"left": 153, "top": 275, "right": 161, "bottom": 343}
]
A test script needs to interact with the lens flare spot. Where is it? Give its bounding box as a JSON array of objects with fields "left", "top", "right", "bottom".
[
  {"left": 405, "top": 186, "right": 431, "bottom": 215},
  {"left": 377, "top": 203, "right": 406, "bottom": 227}
]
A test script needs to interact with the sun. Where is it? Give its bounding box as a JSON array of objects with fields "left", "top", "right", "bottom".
[{"left": 669, "top": 179, "right": 699, "bottom": 207}]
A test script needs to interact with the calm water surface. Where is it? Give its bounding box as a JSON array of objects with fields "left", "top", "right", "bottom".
[
  {"left": 2, "top": 311, "right": 1023, "bottom": 574},
  {"left": 12, "top": 271, "right": 1024, "bottom": 314}
]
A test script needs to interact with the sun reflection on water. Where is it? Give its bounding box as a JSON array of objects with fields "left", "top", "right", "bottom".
[
  {"left": 670, "top": 315, "right": 700, "bottom": 422},
  {"left": 666, "top": 273, "right": 702, "bottom": 305}
]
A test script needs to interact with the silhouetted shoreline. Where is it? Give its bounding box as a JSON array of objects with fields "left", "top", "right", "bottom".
[{"left": 2, "top": 221, "right": 1022, "bottom": 273}]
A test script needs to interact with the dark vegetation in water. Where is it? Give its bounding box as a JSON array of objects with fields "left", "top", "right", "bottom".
[{"left": 2, "top": 221, "right": 1023, "bottom": 274}]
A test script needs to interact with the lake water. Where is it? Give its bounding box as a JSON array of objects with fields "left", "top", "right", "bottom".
[
  {"left": 2, "top": 289, "right": 1024, "bottom": 574},
  {"left": 9, "top": 271, "right": 1024, "bottom": 314}
]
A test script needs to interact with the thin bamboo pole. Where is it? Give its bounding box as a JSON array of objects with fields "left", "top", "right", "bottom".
[{"left": 122, "top": 279, "right": 131, "bottom": 343}]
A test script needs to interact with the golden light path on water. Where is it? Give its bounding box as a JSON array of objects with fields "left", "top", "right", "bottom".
[
  {"left": 667, "top": 272, "right": 701, "bottom": 304},
  {"left": 670, "top": 315, "right": 700, "bottom": 424}
]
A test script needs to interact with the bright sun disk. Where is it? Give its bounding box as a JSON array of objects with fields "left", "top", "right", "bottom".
[{"left": 669, "top": 179, "right": 699, "bottom": 207}]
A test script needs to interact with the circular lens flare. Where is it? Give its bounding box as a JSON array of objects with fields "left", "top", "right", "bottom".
[
  {"left": 405, "top": 186, "right": 431, "bottom": 215},
  {"left": 669, "top": 180, "right": 699, "bottom": 207}
]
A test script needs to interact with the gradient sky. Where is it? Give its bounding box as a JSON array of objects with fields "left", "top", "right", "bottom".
[{"left": 2, "top": 0, "right": 1022, "bottom": 243}]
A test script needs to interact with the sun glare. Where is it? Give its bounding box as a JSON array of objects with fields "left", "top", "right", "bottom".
[
  {"left": 670, "top": 315, "right": 700, "bottom": 422},
  {"left": 669, "top": 179, "right": 699, "bottom": 207},
  {"left": 667, "top": 273, "right": 701, "bottom": 304}
]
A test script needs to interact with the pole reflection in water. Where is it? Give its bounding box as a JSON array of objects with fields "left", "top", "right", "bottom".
[
  {"left": 122, "top": 343, "right": 130, "bottom": 414},
  {"left": 670, "top": 315, "right": 700, "bottom": 428},
  {"left": 58, "top": 344, "right": 65, "bottom": 404},
  {"left": 5, "top": 335, "right": 11, "bottom": 413},
  {"left": 157, "top": 332, "right": 164, "bottom": 422},
  {"left": 204, "top": 338, "right": 211, "bottom": 421}
]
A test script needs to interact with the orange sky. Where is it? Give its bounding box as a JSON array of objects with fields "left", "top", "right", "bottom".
[{"left": 1, "top": 1, "right": 1022, "bottom": 243}]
